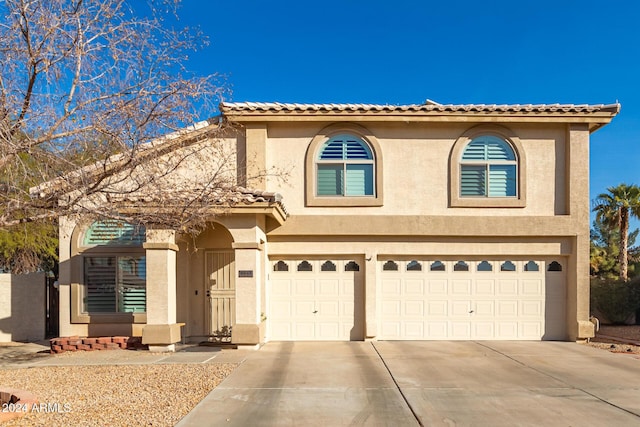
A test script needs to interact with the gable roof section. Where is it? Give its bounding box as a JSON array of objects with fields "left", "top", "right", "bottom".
[{"left": 220, "top": 101, "right": 620, "bottom": 131}]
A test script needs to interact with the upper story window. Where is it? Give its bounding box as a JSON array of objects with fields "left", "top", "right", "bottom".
[
  {"left": 317, "top": 135, "right": 374, "bottom": 197},
  {"left": 449, "top": 125, "right": 526, "bottom": 208},
  {"left": 305, "top": 123, "right": 383, "bottom": 207},
  {"left": 460, "top": 136, "right": 517, "bottom": 198}
]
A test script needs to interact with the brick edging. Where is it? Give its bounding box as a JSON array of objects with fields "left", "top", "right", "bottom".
[{"left": 49, "top": 336, "right": 148, "bottom": 353}]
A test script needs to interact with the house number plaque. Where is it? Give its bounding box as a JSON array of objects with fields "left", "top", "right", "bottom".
[{"left": 238, "top": 270, "right": 254, "bottom": 278}]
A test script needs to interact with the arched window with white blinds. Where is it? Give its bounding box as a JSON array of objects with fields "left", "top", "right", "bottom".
[
  {"left": 460, "top": 135, "right": 517, "bottom": 197},
  {"left": 316, "top": 134, "right": 375, "bottom": 197}
]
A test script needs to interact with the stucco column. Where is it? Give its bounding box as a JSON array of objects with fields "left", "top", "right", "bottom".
[
  {"left": 231, "top": 242, "right": 263, "bottom": 347},
  {"left": 566, "top": 123, "right": 593, "bottom": 340},
  {"left": 141, "top": 229, "right": 181, "bottom": 352}
]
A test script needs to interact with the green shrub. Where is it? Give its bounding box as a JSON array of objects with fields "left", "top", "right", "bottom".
[{"left": 590, "top": 277, "right": 640, "bottom": 324}]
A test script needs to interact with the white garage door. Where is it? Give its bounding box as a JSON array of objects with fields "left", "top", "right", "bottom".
[
  {"left": 379, "top": 259, "right": 566, "bottom": 340},
  {"left": 269, "top": 259, "right": 364, "bottom": 341}
]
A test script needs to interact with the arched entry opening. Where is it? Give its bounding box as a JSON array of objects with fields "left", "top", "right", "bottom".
[{"left": 191, "top": 222, "right": 235, "bottom": 342}]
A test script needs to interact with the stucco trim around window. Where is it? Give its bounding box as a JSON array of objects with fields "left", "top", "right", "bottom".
[
  {"left": 70, "top": 221, "right": 147, "bottom": 324},
  {"left": 449, "top": 124, "right": 527, "bottom": 208},
  {"left": 305, "top": 123, "right": 383, "bottom": 207}
]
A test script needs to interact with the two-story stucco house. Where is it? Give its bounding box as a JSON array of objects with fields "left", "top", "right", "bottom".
[{"left": 55, "top": 101, "right": 619, "bottom": 351}]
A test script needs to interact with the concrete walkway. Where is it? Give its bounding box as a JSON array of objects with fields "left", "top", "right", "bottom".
[{"left": 177, "top": 341, "right": 640, "bottom": 427}]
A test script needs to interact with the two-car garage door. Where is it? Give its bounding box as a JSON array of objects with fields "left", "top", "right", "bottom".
[
  {"left": 378, "top": 259, "right": 566, "bottom": 340},
  {"left": 268, "top": 258, "right": 566, "bottom": 341}
]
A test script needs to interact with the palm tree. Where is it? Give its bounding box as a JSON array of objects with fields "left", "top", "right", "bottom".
[{"left": 592, "top": 183, "right": 640, "bottom": 281}]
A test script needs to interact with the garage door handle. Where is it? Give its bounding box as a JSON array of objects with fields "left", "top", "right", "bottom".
[
  {"left": 469, "top": 310, "right": 474, "bottom": 314},
  {"left": 313, "top": 310, "right": 318, "bottom": 314}
]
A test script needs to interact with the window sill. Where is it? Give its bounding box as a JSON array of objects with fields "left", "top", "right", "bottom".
[
  {"left": 450, "top": 197, "right": 526, "bottom": 208},
  {"left": 306, "top": 196, "right": 383, "bottom": 207}
]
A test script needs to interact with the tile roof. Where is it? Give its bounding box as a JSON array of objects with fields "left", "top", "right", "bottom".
[
  {"left": 110, "top": 186, "right": 288, "bottom": 215},
  {"left": 220, "top": 101, "right": 621, "bottom": 115}
]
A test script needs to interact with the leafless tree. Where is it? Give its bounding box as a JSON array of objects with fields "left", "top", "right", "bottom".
[{"left": 0, "top": 0, "right": 269, "bottom": 235}]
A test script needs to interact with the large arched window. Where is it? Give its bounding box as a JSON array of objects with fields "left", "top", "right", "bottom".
[
  {"left": 449, "top": 125, "right": 526, "bottom": 208},
  {"left": 305, "top": 123, "right": 383, "bottom": 207},
  {"left": 317, "top": 134, "right": 374, "bottom": 196},
  {"left": 460, "top": 135, "right": 517, "bottom": 197}
]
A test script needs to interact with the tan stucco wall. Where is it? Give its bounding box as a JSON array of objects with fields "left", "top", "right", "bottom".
[
  {"left": 0, "top": 272, "right": 45, "bottom": 342},
  {"left": 264, "top": 122, "right": 569, "bottom": 217}
]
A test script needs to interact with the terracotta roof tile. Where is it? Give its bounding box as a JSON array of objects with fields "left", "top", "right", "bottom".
[
  {"left": 110, "top": 186, "right": 288, "bottom": 215},
  {"left": 220, "top": 101, "right": 620, "bottom": 115}
]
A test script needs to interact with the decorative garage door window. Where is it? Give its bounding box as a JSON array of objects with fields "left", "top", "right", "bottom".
[
  {"left": 82, "top": 221, "right": 146, "bottom": 314},
  {"left": 460, "top": 136, "right": 517, "bottom": 197},
  {"left": 317, "top": 134, "right": 374, "bottom": 196}
]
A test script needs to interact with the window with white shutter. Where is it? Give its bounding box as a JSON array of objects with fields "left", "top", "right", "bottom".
[
  {"left": 460, "top": 136, "right": 517, "bottom": 198},
  {"left": 316, "top": 135, "right": 375, "bottom": 197},
  {"left": 82, "top": 221, "right": 146, "bottom": 314}
]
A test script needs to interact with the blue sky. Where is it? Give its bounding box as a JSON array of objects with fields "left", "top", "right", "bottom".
[{"left": 171, "top": 0, "right": 638, "bottom": 217}]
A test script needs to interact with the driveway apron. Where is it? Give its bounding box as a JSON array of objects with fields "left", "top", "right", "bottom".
[
  {"left": 177, "top": 341, "right": 418, "bottom": 426},
  {"left": 374, "top": 341, "right": 640, "bottom": 427}
]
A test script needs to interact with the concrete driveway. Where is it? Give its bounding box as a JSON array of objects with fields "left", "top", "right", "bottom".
[{"left": 177, "top": 341, "right": 640, "bottom": 426}]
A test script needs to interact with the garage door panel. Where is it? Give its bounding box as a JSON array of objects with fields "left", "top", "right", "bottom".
[
  {"left": 427, "top": 322, "right": 448, "bottom": 338},
  {"left": 318, "top": 280, "right": 339, "bottom": 296},
  {"left": 451, "top": 322, "right": 471, "bottom": 338},
  {"left": 382, "top": 300, "right": 401, "bottom": 316},
  {"left": 521, "top": 280, "right": 542, "bottom": 296},
  {"left": 405, "top": 279, "right": 425, "bottom": 294},
  {"left": 381, "top": 322, "right": 401, "bottom": 338},
  {"left": 496, "top": 300, "right": 518, "bottom": 316},
  {"left": 381, "top": 279, "right": 401, "bottom": 294},
  {"left": 521, "top": 300, "right": 542, "bottom": 316},
  {"left": 294, "top": 280, "right": 315, "bottom": 295},
  {"left": 473, "top": 322, "right": 494, "bottom": 339},
  {"left": 451, "top": 280, "right": 472, "bottom": 295},
  {"left": 405, "top": 322, "right": 425, "bottom": 337},
  {"left": 475, "top": 280, "right": 495, "bottom": 295},
  {"left": 428, "top": 280, "right": 448, "bottom": 294},
  {"left": 294, "top": 301, "right": 315, "bottom": 316},
  {"left": 497, "top": 280, "right": 518, "bottom": 295},
  {"left": 474, "top": 300, "right": 494, "bottom": 316},
  {"left": 295, "top": 322, "right": 315, "bottom": 339},
  {"left": 451, "top": 300, "right": 472, "bottom": 316},
  {"left": 272, "top": 280, "right": 292, "bottom": 296},
  {"left": 497, "top": 322, "right": 518, "bottom": 338},
  {"left": 427, "top": 300, "right": 448, "bottom": 316},
  {"left": 405, "top": 300, "right": 425, "bottom": 316}
]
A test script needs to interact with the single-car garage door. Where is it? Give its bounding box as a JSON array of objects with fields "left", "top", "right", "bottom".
[
  {"left": 269, "top": 259, "right": 364, "bottom": 341},
  {"left": 378, "top": 259, "right": 566, "bottom": 340}
]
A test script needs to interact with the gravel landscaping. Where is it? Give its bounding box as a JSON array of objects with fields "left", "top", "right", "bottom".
[
  {"left": 0, "top": 362, "right": 237, "bottom": 426},
  {"left": 583, "top": 324, "right": 640, "bottom": 355}
]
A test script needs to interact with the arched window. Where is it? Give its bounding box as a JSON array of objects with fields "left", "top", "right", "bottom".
[
  {"left": 454, "top": 261, "right": 469, "bottom": 271},
  {"left": 345, "top": 261, "right": 360, "bottom": 271},
  {"left": 274, "top": 261, "right": 289, "bottom": 272},
  {"left": 430, "top": 261, "right": 446, "bottom": 271},
  {"left": 82, "top": 221, "right": 146, "bottom": 314},
  {"left": 524, "top": 261, "right": 540, "bottom": 272},
  {"left": 407, "top": 260, "right": 422, "bottom": 271},
  {"left": 460, "top": 135, "right": 517, "bottom": 197},
  {"left": 477, "top": 261, "right": 493, "bottom": 272},
  {"left": 321, "top": 261, "right": 337, "bottom": 271},
  {"left": 297, "top": 261, "right": 313, "bottom": 271},
  {"left": 382, "top": 260, "right": 399, "bottom": 271},
  {"left": 500, "top": 261, "right": 516, "bottom": 272},
  {"left": 316, "top": 134, "right": 374, "bottom": 197}
]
